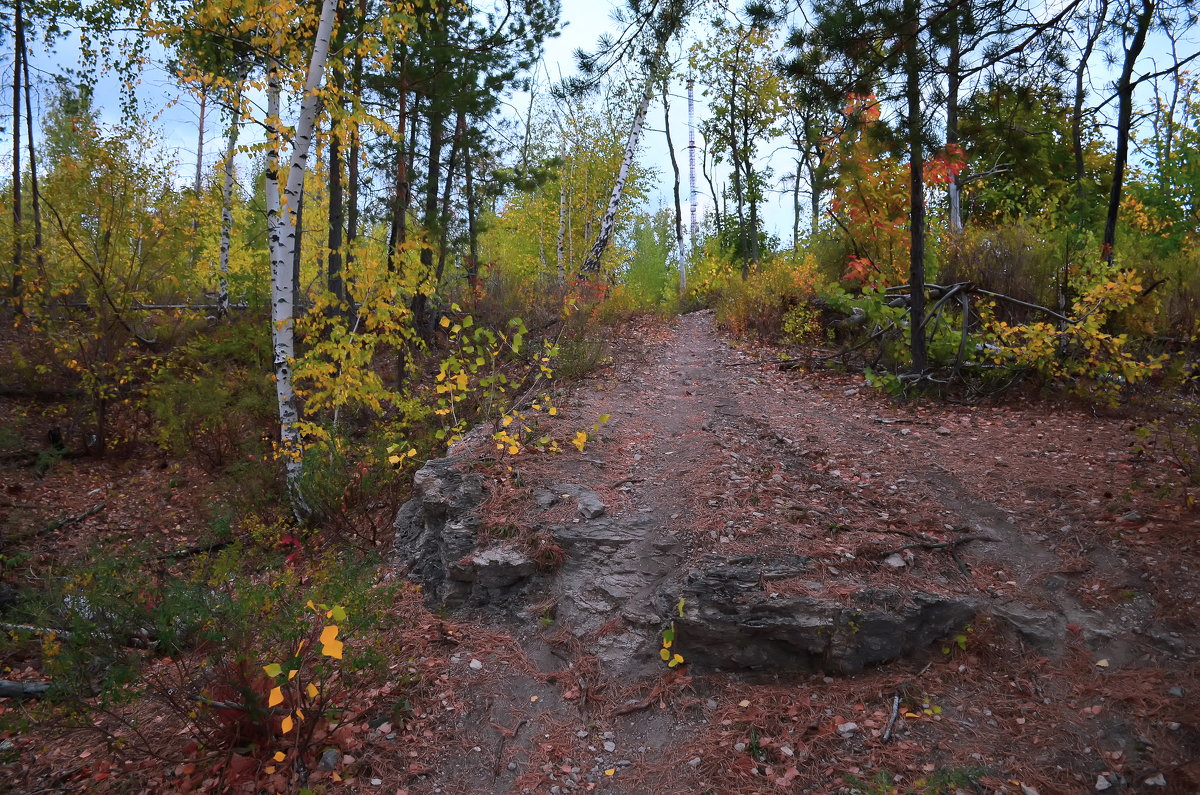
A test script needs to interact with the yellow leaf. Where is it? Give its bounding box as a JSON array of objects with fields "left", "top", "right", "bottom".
[
  {"left": 281, "top": 715, "right": 294, "bottom": 734},
  {"left": 263, "top": 663, "right": 282, "bottom": 677},
  {"left": 605, "top": 768, "right": 616, "bottom": 776},
  {"left": 660, "top": 648, "right": 671, "bottom": 661},
  {"left": 268, "top": 686, "right": 283, "bottom": 707},
  {"left": 307, "top": 683, "right": 319, "bottom": 699},
  {"left": 320, "top": 624, "right": 344, "bottom": 660},
  {"left": 439, "top": 316, "right": 450, "bottom": 328},
  {"left": 274, "top": 751, "right": 286, "bottom": 762}
]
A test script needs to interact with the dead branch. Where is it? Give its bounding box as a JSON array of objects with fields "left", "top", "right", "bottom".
[
  {"left": 0, "top": 680, "right": 50, "bottom": 699},
  {"left": 882, "top": 694, "right": 901, "bottom": 743},
  {"left": 38, "top": 503, "right": 105, "bottom": 538},
  {"left": 1, "top": 622, "right": 72, "bottom": 638},
  {"left": 882, "top": 536, "right": 997, "bottom": 556}
]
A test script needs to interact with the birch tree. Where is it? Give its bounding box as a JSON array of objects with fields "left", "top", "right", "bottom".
[{"left": 572, "top": 0, "right": 692, "bottom": 275}]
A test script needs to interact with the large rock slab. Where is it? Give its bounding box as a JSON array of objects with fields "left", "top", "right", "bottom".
[{"left": 659, "top": 555, "right": 976, "bottom": 674}]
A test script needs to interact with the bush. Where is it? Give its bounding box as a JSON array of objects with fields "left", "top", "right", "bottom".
[{"left": 142, "top": 318, "right": 276, "bottom": 479}]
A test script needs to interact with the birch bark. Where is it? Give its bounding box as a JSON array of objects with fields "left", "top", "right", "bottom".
[
  {"left": 580, "top": 42, "right": 665, "bottom": 274},
  {"left": 264, "top": 0, "right": 338, "bottom": 517}
]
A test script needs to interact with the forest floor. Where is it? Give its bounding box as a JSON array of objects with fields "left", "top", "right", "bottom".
[{"left": 0, "top": 310, "right": 1197, "bottom": 793}]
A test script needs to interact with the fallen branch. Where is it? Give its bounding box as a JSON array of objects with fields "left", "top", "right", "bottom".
[
  {"left": 39, "top": 503, "right": 105, "bottom": 537},
  {"left": 1, "top": 622, "right": 72, "bottom": 638},
  {"left": 158, "top": 540, "right": 232, "bottom": 560},
  {"left": 882, "top": 694, "right": 901, "bottom": 743},
  {"left": 882, "top": 536, "right": 996, "bottom": 557},
  {"left": 0, "top": 680, "right": 50, "bottom": 699},
  {"left": 492, "top": 717, "right": 527, "bottom": 777},
  {"left": 611, "top": 694, "right": 657, "bottom": 716}
]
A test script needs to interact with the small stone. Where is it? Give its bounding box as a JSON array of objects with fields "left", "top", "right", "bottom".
[
  {"left": 884, "top": 553, "right": 907, "bottom": 568},
  {"left": 1121, "top": 511, "right": 1144, "bottom": 523},
  {"left": 1167, "top": 722, "right": 1181, "bottom": 731},
  {"left": 1144, "top": 773, "right": 1167, "bottom": 787},
  {"left": 1167, "top": 686, "right": 1185, "bottom": 697},
  {"left": 936, "top": 427, "right": 952, "bottom": 435},
  {"left": 509, "top": 762, "right": 518, "bottom": 771},
  {"left": 469, "top": 659, "right": 483, "bottom": 671},
  {"left": 843, "top": 388, "right": 859, "bottom": 396},
  {"left": 371, "top": 778, "right": 383, "bottom": 786},
  {"left": 603, "top": 741, "right": 616, "bottom": 753},
  {"left": 576, "top": 730, "right": 589, "bottom": 738},
  {"left": 836, "top": 722, "right": 859, "bottom": 736},
  {"left": 900, "top": 428, "right": 911, "bottom": 436},
  {"left": 1020, "top": 786, "right": 1039, "bottom": 795},
  {"left": 780, "top": 746, "right": 794, "bottom": 757},
  {"left": 618, "top": 760, "right": 631, "bottom": 767},
  {"left": 734, "top": 743, "right": 746, "bottom": 752},
  {"left": 317, "top": 748, "right": 341, "bottom": 771},
  {"left": 1095, "top": 773, "right": 1113, "bottom": 790},
  {"left": 687, "top": 757, "right": 702, "bottom": 767}
]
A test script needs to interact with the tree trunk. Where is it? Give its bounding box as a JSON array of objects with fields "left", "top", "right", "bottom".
[
  {"left": 1074, "top": 0, "right": 1109, "bottom": 210},
  {"left": 945, "top": 8, "right": 962, "bottom": 236},
  {"left": 555, "top": 128, "right": 567, "bottom": 285},
  {"left": 264, "top": 0, "right": 338, "bottom": 518},
  {"left": 217, "top": 82, "right": 243, "bottom": 318},
  {"left": 687, "top": 74, "right": 699, "bottom": 250},
  {"left": 581, "top": 42, "right": 664, "bottom": 275},
  {"left": 905, "top": 0, "right": 927, "bottom": 374},
  {"left": 19, "top": 1, "right": 43, "bottom": 286},
  {"left": 411, "top": 111, "right": 444, "bottom": 338},
  {"left": 662, "top": 82, "right": 687, "bottom": 293},
  {"left": 345, "top": 0, "right": 364, "bottom": 306},
  {"left": 327, "top": 108, "right": 345, "bottom": 306},
  {"left": 1102, "top": 0, "right": 1154, "bottom": 265},
  {"left": 387, "top": 67, "right": 411, "bottom": 272},
  {"left": 465, "top": 141, "right": 480, "bottom": 291},
  {"left": 11, "top": 0, "right": 23, "bottom": 306},
  {"left": 435, "top": 112, "right": 465, "bottom": 286}
]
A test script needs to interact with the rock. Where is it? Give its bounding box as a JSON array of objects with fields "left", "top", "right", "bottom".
[
  {"left": 603, "top": 741, "right": 616, "bottom": 753},
  {"left": 1144, "top": 773, "right": 1166, "bottom": 786},
  {"left": 1095, "top": 773, "right": 1113, "bottom": 790},
  {"left": 1120, "top": 511, "right": 1143, "bottom": 523},
  {"left": 317, "top": 747, "right": 341, "bottom": 771},
  {"left": 552, "top": 483, "right": 607, "bottom": 519},
  {"left": 469, "top": 659, "right": 483, "bottom": 671},
  {"left": 836, "top": 722, "right": 859, "bottom": 736},
  {"left": 843, "top": 388, "right": 859, "bottom": 397},
  {"left": 884, "top": 553, "right": 907, "bottom": 568},
  {"left": 687, "top": 757, "right": 702, "bottom": 767},
  {"left": 450, "top": 545, "right": 537, "bottom": 589},
  {"left": 1020, "top": 787, "right": 1039, "bottom": 795},
  {"left": 661, "top": 555, "right": 975, "bottom": 674},
  {"left": 1167, "top": 686, "right": 1185, "bottom": 697},
  {"left": 990, "top": 602, "right": 1066, "bottom": 654},
  {"left": 393, "top": 457, "right": 486, "bottom": 605},
  {"left": 394, "top": 457, "right": 546, "bottom": 608},
  {"left": 936, "top": 427, "right": 952, "bottom": 435}
]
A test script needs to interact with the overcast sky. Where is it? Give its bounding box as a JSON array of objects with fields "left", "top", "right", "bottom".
[{"left": 11, "top": 0, "right": 1198, "bottom": 243}]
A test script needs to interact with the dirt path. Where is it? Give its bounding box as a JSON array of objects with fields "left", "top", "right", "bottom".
[{"left": 401, "top": 310, "right": 1199, "bottom": 794}]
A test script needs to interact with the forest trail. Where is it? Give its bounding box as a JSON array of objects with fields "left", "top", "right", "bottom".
[{"left": 399, "top": 311, "right": 1199, "bottom": 794}]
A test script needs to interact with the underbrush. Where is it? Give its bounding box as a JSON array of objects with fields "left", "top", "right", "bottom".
[{"left": 1, "top": 538, "right": 407, "bottom": 789}]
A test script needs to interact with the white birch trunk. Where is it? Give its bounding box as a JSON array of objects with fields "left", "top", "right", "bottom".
[
  {"left": 556, "top": 130, "right": 567, "bottom": 285},
  {"left": 948, "top": 179, "right": 962, "bottom": 235},
  {"left": 580, "top": 47, "right": 663, "bottom": 274},
  {"left": 217, "top": 85, "right": 242, "bottom": 318},
  {"left": 265, "top": 0, "right": 338, "bottom": 518}
]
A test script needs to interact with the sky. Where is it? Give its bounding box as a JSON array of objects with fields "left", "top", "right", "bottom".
[{"left": 9, "top": 0, "right": 1199, "bottom": 243}]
